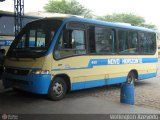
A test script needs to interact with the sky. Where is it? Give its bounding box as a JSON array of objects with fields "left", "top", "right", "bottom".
[{"left": 0, "top": 0, "right": 160, "bottom": 30}]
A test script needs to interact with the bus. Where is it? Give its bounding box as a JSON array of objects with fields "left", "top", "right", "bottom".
[
  {"left": 0, "top": 36, "right": 13, "bottom": 51},
  {"left": 0, "top": 11, "right": 39, "bottom": 52},
  {"left": 2, "top": 16, "right": 158, "bottom": 100},
  {"left": 157, "top": 33, "right": 160, "bottom": 56},
  {"left": 0, "top": 12, "right": 39, "bottom": 75}
]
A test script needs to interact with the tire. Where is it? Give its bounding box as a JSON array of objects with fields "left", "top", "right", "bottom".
[
  {"left": 48, "top": 77, "right": 67, "bottom": 101},
  {"left": 126, "top": 72, "right": 136, "bottom": 84}
]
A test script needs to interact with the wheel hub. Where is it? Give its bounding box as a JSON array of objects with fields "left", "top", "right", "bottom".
[
  {"left": 53, "top": 82, "right": 63, "bottom": 97},
  {"left": 128, "top": 76, "right": 134, "bottom": 84}
]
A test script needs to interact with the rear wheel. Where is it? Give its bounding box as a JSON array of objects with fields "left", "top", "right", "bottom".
[
  {"left": 48, "top": 77, "right": 67, "bottom": 101},
  {"left": 127, "top": 72, "right": 136, "bottom": 84}
]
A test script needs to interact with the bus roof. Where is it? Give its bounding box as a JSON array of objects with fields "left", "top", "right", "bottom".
[
  {"left": 64, "top": 17, "right": 155, "bottom": 33},
  {"left": 37, "top": 16, "right": 155, "bottom": 33},
  {"left": 0, "top": 11, "right": 40, "bottom": 19}
]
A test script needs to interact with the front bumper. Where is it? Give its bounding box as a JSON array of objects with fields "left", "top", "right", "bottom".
[{"left": 2, "top": 72, "right": 52, "bottom": 94}]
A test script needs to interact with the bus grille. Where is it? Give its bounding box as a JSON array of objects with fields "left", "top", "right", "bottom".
[
  {"left": 5, "top": 67, "right": 30, "bottom": 75},
  {"left": 7, "top": 78, "right": 32, "bottom": 86}
]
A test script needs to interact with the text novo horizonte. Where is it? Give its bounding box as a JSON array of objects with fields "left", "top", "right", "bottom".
[{"left": 108, "top": 58, "right": 142, "bottom": 65}]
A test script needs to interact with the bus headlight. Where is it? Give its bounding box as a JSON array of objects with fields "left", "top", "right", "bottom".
[{"left": 31, "top": 70, "right": 49, "bottom": 74}]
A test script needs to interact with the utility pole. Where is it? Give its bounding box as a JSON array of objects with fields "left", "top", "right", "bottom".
[
  {"left": 0, "top": 0, "right": 24, "bottom": 36},
  {"left": 0, "top": 0, "right": 24, "bottom": 35},
  {"left": 14, "top": 0, "right": 24, "bottom": 36}
]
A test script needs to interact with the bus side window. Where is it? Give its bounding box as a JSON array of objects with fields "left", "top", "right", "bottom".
[
  {"left": 149, "top": 33, "right": 156, "bottom": 53},
  {"left": 88, "top": 26, "right": 115, "bottom": 54},
  {"left": 140, "top": 32, "right": 156, "bottom": 54},
  {"left": 54, "top": 28, "right": 86, "bottom": 59},
  {"left": 139, "top": 32, "right": 147, "bottom": 53},
  {"left": 95, "top": 27, "right": 114, "bottom": 54},
  {"left": 118, "top": 30, "right": 128, "bottom": 53},
  {"left": 128, "top": 31, "right": 138, "bottom": 53},
  {"left": 88, "top": 26, "right": 96, "bottom": 53}
]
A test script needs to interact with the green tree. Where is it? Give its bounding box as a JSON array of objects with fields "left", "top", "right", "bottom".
[
  {"left": 44, "top": 0, "right": 92, "bottom": 18},
  {"left": 141, "top": 23, "right": 156, "bottom": 29},
  {"left": 96, "top": 13, "right": 156, "bottom": 29}
]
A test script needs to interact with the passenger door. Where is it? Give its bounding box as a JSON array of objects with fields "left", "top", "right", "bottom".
[{"left": 53, "top": 22, "right": 89, "bottom": 90}]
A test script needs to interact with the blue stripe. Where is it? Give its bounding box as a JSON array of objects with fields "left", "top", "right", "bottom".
[
  {"left": 71, "top": 73, "right": 156, "bottom": 91},
  {"left": 142, "top": 58, "right": 158, "bottom": 63},
  {"left": 139, "top": 73, "right": 157, "bottom": 80},
  {"left": 71, "top": 79, "right": 106, "bottom": 90},
  {"left": 3, "top": 72, "right": 156, "bottom": 94},
  {"left": 71, "top": 77, "right": 127, "bottom": 91},
  {"left": 107, "top": 77, "right": 127, "bottom": 85},
  {"left": 0, "top": 40, "right": 40, "bottom": 47},
  {"left": 3, "top": 73, "right": 51, "bottom": 94},
  {"left": 0, "top": 40, "right": 13, "bottom": 46},
  {"left": 52, "top": 67, "right": 87, "bottom": 71},
  {"left": 52, "top": 58, "right": 158, "bottom": 71}
]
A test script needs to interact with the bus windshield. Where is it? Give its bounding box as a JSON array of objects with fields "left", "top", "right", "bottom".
[{"left": 7, "top": 19, "right": 62, "bottom": 58}]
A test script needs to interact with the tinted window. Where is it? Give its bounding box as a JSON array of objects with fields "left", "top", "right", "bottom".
[
  {"left": 54, "top": 28, "right": 86, "bottom": 59},
  {"left": 88, "top": 26, "right": 115, "bottom": 54},
  {"left": 148, "top": 33, "right": 156, "bottom": 53},
  {"left": 138, "top": 32, "right": 156, "bottom": 54},
  {"left": 118, "top": 30, "right": 128, "bottom": 53},
  {"left": 128, "top": 31, "right": 138, "bottom": 53},
  {"left": 88, "top": 26, "right": 96, "bottom": 53},
  {"left": 7, "top": 20, "right": 61, "bottom": 58},
  {"left": 139, "top": 32, "right": 147, "bottom": 53}
]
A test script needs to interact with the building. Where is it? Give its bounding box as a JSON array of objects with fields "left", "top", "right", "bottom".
[
  {"left": 0, "top": 11, "right": 40, "bottom": 36},
  {"left": 0, "top": 11, "right": 39, "bottom": 51}
]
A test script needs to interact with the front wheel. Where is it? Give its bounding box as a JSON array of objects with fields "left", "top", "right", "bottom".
[
  {"left": 127, "top": 72, "right": 136, "bottom": 84},
  {"left": 48, "top": 77, "right": 67, "bottom": 101}
]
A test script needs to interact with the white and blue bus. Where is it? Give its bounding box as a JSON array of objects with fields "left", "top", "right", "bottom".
[{"left": 3, "top": 16, "right": 158, "bottom": 100}]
